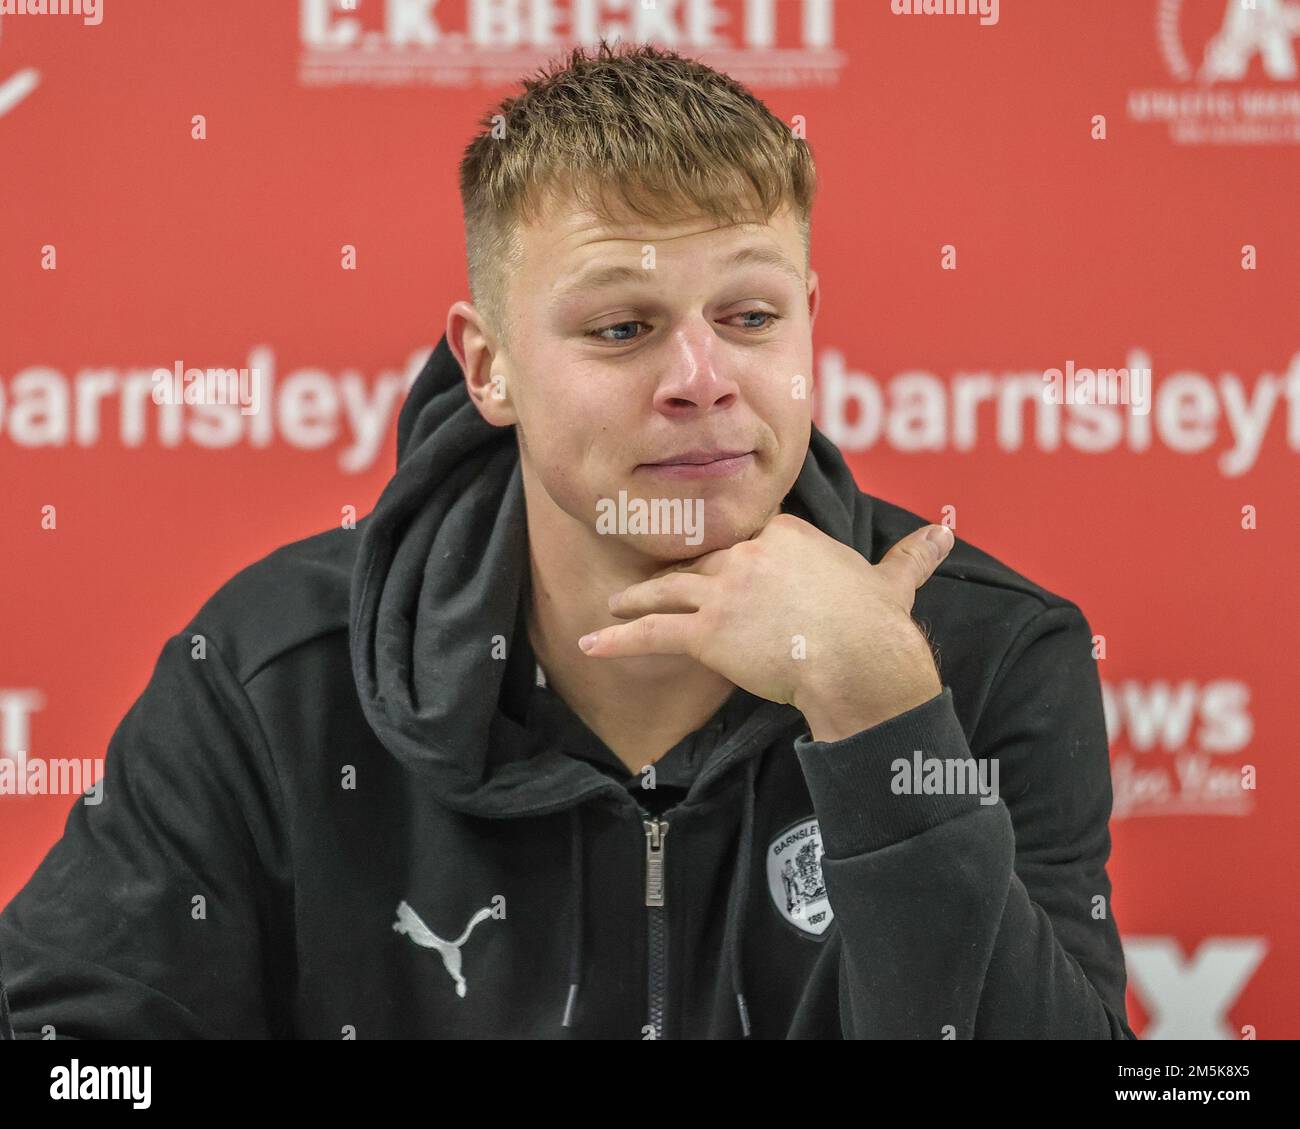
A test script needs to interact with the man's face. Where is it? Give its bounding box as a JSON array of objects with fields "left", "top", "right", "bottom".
[{"left": 465, "top": 190, "right": 819, "bottom": 562}]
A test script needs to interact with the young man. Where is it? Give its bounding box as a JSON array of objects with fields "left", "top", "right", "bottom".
[{"left": 0, "top": 42, "right": 1134, "bottom": 1040}]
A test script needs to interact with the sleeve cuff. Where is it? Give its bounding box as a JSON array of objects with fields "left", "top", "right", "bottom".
[{"left": 793, "top": 686, "right": 985, "bottom": 857}]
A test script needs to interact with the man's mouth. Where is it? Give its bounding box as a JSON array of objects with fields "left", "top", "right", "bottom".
[{"left": 637, "top": 448, "right": 756, "bottom": 479}]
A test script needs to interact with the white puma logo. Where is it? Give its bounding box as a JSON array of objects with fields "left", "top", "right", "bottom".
[{"left": 392, "top": 900, "right": 494, "bottom": 998}]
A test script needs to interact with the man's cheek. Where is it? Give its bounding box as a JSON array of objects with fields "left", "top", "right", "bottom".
[{"left": 539, "top": 455, "right": 600, "bottom": 524}]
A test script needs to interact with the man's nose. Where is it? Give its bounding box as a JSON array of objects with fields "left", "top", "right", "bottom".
[{"left": 651, "top": 322, "right": 740, "bottom": 415}]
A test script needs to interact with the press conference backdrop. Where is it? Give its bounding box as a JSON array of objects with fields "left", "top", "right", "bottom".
[{"left": 1, "top": 0, "right": 1296, "bottom": 1040}]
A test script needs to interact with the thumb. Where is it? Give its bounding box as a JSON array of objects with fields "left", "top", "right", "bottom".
[{"left": 875, "top": 524, "right": 954, "bottom": 598}]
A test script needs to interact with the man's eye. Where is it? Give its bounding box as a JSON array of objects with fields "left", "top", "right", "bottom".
[
  {"left": 731, "top": 310, "right": 781, "bottom": 331},
  {"left": 587, "top": 310, "right": 781, "bottom": 343},
  {"left": 588, "top": 321, "right": 647, "bottom": 342}
]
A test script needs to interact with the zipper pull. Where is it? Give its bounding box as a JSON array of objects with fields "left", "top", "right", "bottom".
[{"left": 643, "top": 818, "right": 669, "bottom": 907}]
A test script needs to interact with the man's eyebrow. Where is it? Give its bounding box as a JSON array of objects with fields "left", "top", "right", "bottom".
[{"left": 549, "top": 244, "right": 806, "bottom": 307}]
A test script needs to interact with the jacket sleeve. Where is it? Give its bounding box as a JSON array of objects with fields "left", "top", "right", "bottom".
[
  {"left": 0, "top": 632, "right": 293, "bottom": 1039},
  {"left": 793, "top": 603, "right": 1136, "bottom": 1039}
]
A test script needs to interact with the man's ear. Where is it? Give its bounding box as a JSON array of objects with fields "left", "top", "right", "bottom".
[
  {"left": 806, "top": 268, "right": 821, "bottom": 328},
  {"left": 446, "top": 300, "right": 517, "bottom": 426}
]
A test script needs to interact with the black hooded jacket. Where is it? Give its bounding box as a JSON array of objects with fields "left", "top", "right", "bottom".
[{"left": 0, "top": 336, "right": 1136, "bottom": 1040}]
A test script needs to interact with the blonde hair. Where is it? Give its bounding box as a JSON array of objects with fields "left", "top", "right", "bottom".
[{"left": 458, "top": 40, "right": 818, "bottom": 349}]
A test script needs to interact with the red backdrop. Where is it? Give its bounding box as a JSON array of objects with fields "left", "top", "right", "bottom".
[{"left": 2, "top": 0, "right": 1296, "bottom": 1039}]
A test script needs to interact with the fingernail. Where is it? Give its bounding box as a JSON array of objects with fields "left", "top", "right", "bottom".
[
  {"left": 578, "top": 632, "right": 600, "bottom": 652},
  {"left": 925, "top": 525, "right": 953, "bottom": 555}
]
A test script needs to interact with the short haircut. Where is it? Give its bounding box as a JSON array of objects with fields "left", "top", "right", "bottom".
[{"left": 458, "top": 39, "right": 818, "bottom": 350}]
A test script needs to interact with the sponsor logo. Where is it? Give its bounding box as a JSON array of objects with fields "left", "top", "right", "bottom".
[
  {"left": 765, "top": 816, "right": 833, "bottom": 936},
  {"left": 1128, "top": 0, "right": 1300, "bottom": 145},
  {"left": 297, "top": 0, "right": 844, "bottom": 89},
  {"left": 1104, "top": 679, "right": 1254, "bottom": 820},
  {"left": 0, "top": 345, "right": 429, "bottom": 474},
  {"left": 1125, "top": 935, "right": 1266, "bottom": 1039},
  {"left": 814, "top": 346, "right": 1300, "bottom": 478},
  {"left": 393, "top": 900, "right": 495, "bottom": 997}
]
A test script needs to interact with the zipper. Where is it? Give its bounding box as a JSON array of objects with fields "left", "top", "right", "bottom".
[{"left": 643, "top": 816, "right": 669, "bottom": 1039}]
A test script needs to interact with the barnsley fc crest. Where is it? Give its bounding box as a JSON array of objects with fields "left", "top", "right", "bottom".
[{"left": 766, "top": 817, "right": 833, "bottom": 937}]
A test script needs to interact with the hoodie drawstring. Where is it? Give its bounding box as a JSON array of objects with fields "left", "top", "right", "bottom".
[
  {"left": 559, "top": 754, "right": 761, "bottom": 1037},
  {"left": 561, "top": 805, "right": 585, "bottom": 1029},
  {"left": 723, "top": 756, "right": 758, "bottom": 1037}
]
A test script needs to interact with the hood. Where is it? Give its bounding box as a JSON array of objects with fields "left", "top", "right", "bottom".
[{"left": 349, "top": 334, "right": 877, "bottom": 820}]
